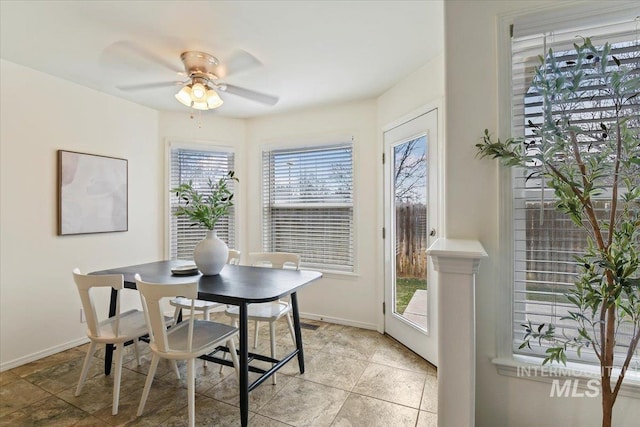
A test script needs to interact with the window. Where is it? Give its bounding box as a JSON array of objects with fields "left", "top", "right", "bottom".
[
  {"left": 510, "top": 19, "right": 639, "bottom": 366},
  {"left": 169, "top": 146, "right": 235, "bottom": 260},
  {"left": 262, "top": 142, "right": 354, "bottom": 272}
]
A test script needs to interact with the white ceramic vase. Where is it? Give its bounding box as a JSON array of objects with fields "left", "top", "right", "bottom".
[{"left": 193, "top": 230, "right": 229, "bottom": 275}]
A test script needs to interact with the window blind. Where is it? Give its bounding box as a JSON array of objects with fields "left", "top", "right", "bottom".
[
  {"left": 169, "top": 147, "right": 235, "bottom": 260},
  {"left": 262, "top": 143, "right": 354, "bottom": 272},
  {"left": 511, "top": 24, "right": 640, "bottom": 365}
]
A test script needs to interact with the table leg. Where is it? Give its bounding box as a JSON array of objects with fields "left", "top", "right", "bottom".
[
  {"left": 291, "top": 292, "right": 305, "bottom": 373},
  {"left": 104, "top": 288, "right": 118, "bottom": 376},
  {"left": 239, "top": 302, "right": 249, "bottom": 427}
]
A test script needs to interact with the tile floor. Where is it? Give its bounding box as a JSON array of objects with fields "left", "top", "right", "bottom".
[{"left": 0, "top": 314, "right": 437, "bottom": 426}]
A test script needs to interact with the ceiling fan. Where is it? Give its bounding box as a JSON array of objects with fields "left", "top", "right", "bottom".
[{"left": 116, "top": 48, "right": 279, "bottom": 110}]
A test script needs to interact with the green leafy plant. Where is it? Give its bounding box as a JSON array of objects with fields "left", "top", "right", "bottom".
[
  {"left": 172, "top": 170, "right": 238, "bottom": 230},
  {"left": 476, "top": 39, "right": 639, "bottom": 427}
]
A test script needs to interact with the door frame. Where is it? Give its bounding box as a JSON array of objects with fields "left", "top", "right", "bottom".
[{"left": 379, "top": 100, "right": 445, "bottom": 365}]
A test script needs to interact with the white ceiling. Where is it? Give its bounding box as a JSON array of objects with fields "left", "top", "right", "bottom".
[{"left": 0, "top": 1, "right": 443, "bottom": 119}]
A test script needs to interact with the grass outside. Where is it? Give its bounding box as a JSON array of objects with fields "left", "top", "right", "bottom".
[{"left": 396, "top": 277, "right": 427, "bottom": 315}]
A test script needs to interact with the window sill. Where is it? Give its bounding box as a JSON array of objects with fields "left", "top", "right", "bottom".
[
  {"left": 300, "top": 267, "right": 360, "bottom": 279},
  {"left": 492, "top": 356, "right": 640, "bottom": 398}
]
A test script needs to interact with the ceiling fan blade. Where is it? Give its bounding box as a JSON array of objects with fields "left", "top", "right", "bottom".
[
  {"left": 117, "top": 81, "right": 183, "bottom": 91},
  {"left": 105, "top": 41, "right": 183, "bottom": 74},
  {"left": 215, "top": 49, "right": 262, "bottom": 78},
  {"left": 218, "top": 84, "right": 279, "bottom": 106}
]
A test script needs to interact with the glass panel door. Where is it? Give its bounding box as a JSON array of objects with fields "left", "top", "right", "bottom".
[
  {"left": 383, "top": 107, "right": 439, "bottom": 365},
  {"left": 393, "top": 136, "right": 428, "bottom": 330}
]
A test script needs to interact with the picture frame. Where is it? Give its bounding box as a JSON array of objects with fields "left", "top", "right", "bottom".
[{"left": 57, "top": 150, "right": 128, "bottom": 235}]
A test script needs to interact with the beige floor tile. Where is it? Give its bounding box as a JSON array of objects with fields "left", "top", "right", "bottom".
[
  {"left": 0, "top": 371, "right": 20, "bottom": 387},
  {"left": 258, "top": 377, "right": 349, "bottom": 427},
  {"left": 158, "top": 395, "right": 242, "bottom": 426},
  {"left": 420, "top": 374, "right": 437, "bottom": 413},
  {"left": 23, "top": 356, "right": 103, "bottom": 394},
  {"left": 155, "top": 357, "right": 232, "bottom": 394},
  {"left": 70, "top": 415, "right": 112, "bottom": 426},
  {"left": 370, "top": 337, "right": 436, "bottom": 375},
  {"left": 202, "top": 371, "right": 292, "bottom": 412},
  {"left": 321, "top": 328, "right": 386, "bottom": 361},
  {"left": 298, "top": 323, "right": 340, "bottom": 351},
  {"left": 417, "top": 410, "right": 437, "bottom": 427},
  {"left": 249, "top": 414, "right": 294, "bottom": 426},
  {"left": 331, "top": 393, "right": 418, "bottom": 427},
  {"left": 56, "top": 368, "right": 148, "bottom": 414},
  {"left": 9, "top": 347, "right": 85, "bottom": 378},
  {"left": 0, "top": 379, "right": 50, "bottom": 417},
  {"left": 352, "top": 363, "right": 426, "bottom": 408},
  {"left": 92, "top": 382, "right": 187, "bottom": 426},
  {"left": 0, "top": 395, "right": 87, "bottom": 426},
  {"left": 252, "top": 340, "right": 308, "bottom": 377},
  {"left": 297, "top": 351, "right": 368, "bottom": 391},
  {"left": 123, "top": 351, "right": 177, "bottom": 377}
]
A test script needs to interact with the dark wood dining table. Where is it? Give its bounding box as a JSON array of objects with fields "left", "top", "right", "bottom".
[{"left": 91, "top": 260, "right": 322, "bottom": 427}]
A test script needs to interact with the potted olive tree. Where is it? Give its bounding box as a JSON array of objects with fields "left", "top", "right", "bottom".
[
  {"left": 172, "top": 170, "right": 238, "bottom": 275},
  {"left": 476, "top": 39, "right": 639, "bottom": 427}
]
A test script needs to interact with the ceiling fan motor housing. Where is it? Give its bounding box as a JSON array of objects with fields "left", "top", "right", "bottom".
[{"left": 180, "top": 51, "right": 220, "bottom": 81}]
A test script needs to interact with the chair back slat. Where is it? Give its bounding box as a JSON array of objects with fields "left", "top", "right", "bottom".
[
  {"left": 136, "top": 276, "right": 197, "bottom": 354},
  {"left": 73, "top": 268, "right": 124, "bottom": 338},
  {"left": 247, "top": 252, "right": 300, "bottom": 270},
  {"left": 228, "top": 249, "right": 241, "bottom": 265}
]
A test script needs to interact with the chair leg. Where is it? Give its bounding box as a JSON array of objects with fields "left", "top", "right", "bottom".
[
  {"left": 220, "top": 319, "right": 237, "bottom": 374},
  {"left": 133, "top": 338, "right": 141, "bottom": 366},
  {"left": 171, "top": 360, "right": 181, "bottom": 380},
  {"left": 202, "top": 308, "right": 210, "bottom": 369},
  {"left": 75, "top": 341, "right": 97, "bottom": 396},
  {"left": 286, "top": 312, "right": 296, "bottom": 345},
  {"left": 187, "top": 358, "right": 196, "bottom": 427},
  {"left": 112, "top": 343, "right": 125, "bottom": 415},
  {"left": 227, "top": 338, "right": 240, "bottom": 379},
  {"left": 172, "top": 306, "right": 181, "bottom": 326},
  {"left": 270, "top": 322, "right": 277, "bottom": 385},
  {"left": 137, "top": 354, "right": 159, "bottom": 417},
  {"left": 253, "top": 320, "right": 260, "bottom": 348}
]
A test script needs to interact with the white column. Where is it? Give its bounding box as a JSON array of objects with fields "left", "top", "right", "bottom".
[{"left": 427, "top": 238, "right": 487, "bottom": 427}]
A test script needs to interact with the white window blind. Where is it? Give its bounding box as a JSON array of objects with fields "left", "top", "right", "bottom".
[
  {"left": 169, "top": 147, "right": 235, "bottom": 260},
  {"left": 511, "top": 22, "right": 640, "bottom": 365},
  {"left": 262, "top": 143, "right": 354, "bottom": 272}
]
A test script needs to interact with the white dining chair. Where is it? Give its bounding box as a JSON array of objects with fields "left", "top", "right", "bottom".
[
  {"left": 169, "top": 250, "right": 240, "bottom": 367},
  {"left": 223, "top": 252, "right": 300, "bottom": 383},
  {"left": 136, "top": 275, "right": 239, "bottom": 427},
  {"left": 72, "top": 268, "right": 172, "bottom": 415}
]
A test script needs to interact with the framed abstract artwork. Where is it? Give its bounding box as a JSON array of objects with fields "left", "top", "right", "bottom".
[{"left": 57, "top": 150, "right": 128, "bottom": 235}]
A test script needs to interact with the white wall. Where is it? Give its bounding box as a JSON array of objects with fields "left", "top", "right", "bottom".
[
  {"left": 0, "top": 60, "right": 162, "bottom": 369},
  {"left": 245, "top": 101, "right": 379, "bottom": 329},
  {"left": 443, "top": 1, "right": 640, "bottom": 425},
  {"left": 378, "top": 53, "right": 444, "bottom": 126}
]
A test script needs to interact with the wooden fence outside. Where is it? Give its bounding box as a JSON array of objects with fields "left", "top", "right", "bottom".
[{"left": 395, "top": 203, "right": 427, "bottom": 278}]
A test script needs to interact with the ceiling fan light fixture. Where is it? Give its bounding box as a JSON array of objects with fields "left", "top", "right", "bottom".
[
  {"left": 206, "top": 89, "right": 224, "bottom": 109},
  {"left": 191, "top": 100, "right": 210, "bottom": 111},
  {"left": 191, "top": 82, "right": 207, "bottom": 101},
  {"left": 175, "top": 85, "right": 193, "bottom": 107}
]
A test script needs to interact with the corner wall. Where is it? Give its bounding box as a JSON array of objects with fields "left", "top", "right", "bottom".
[
  {"left": 245, "top": 101, "right": 379, "bottom": 329},
  {"left": 0, "top": 60, "right": 162, "bottom": 369}
]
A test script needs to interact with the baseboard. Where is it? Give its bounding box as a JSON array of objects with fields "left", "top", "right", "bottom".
[
  {"left": 0, "top": 336, "right": 89, "bottom": 372},
  {"left": 300, "top": 311, "right": 377, "bottom": 331}
]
